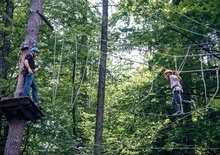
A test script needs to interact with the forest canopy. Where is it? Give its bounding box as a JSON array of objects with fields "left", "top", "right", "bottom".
[{"left": 0, "top": 0, "right": 220, "bottom": 154}]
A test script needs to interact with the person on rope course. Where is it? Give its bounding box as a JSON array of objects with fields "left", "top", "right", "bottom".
[
  {"left": 163, "top": 69, "right": 195, "bottom": 115},
  {"left": 23, "top": 47, "right": 41, "bottom": 106}
]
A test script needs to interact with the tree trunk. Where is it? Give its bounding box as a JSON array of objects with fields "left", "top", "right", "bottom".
[
  {"left": 0, "top": 0, "right": 14, "bottom": 154},
  {"left": 94, "top": 0, "right": 108, "bottom": 154},
  {"left": 4, "top": 118, "right": 25, "bottom": 155},
  {"left": 4, "top": 0, "right": 43, "bottom": 154},
  {"left": 14, "top": 0, "right": 43, "bottom": 97},
  {"left": 0, "top": 0, "right": 14, "bottom": 79}
]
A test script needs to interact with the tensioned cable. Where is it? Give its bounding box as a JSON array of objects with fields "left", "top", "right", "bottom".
[
  {"left": 206, "top": 69, "right": 219, "bottom": 110},
  {"left": 178, "top": 46, "right": 191, "bottom": 72},
  {"left": 69, "top": 29, "right": 220, "bottom": 59},
  {"left": 154, "top": 14, "right": 210, "bottom": 38},
  {"left": 71, "top": 39, "right": 220, "bottom": 74},
  {"left": 175, "top": 11, "right": 220, "bottom": 34}
]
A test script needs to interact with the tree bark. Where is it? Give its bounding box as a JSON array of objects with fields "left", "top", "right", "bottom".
[
  {"left": 0, "top": 0, "right": 14, "bottom": 154},
  {"left": 4, "top": 0, "right": 43, "bottom": 155},
  {"left": 94, "top": 0, "right": 108, "bottom": 154},
  {"left": 4, "top": 118, "right": 25, "bottom": 155},
  {"left": 14, "top": 0, "right": 43, "bottom": 97},
  {"left": 0, "top": 0, "right": 14, "bottom": 79}
]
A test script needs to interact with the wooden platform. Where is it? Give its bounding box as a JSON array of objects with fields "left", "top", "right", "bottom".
[{"left": 0, "top": 97, "right": 45, "bottom": 123}]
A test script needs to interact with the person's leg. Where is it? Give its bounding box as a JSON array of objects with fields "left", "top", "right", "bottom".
[
  {"left": 172, "top": 92, "right": 181, "bottom": 112},
  {"left": 31, "top": 75, "right": 39, "bottom": 105},
  {"left": 23, "top": 74, "right": 34, "bottom": 97},
  {"left": 180, "top": 92, "right": 193, "bottom": 105}
]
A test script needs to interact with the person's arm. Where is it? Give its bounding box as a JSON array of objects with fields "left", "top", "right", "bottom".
[
  {"left": 175, "top": 71, "right": 182, "bottom": 81},
  {"left": 34, "top": 65, "right": 41, "bottom": 72},
  {"left": 24, "top": 59, "right": 33, "bottom": 74}
]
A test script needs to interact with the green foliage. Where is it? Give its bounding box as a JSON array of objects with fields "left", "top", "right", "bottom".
[{"left": 1, "top": 0, "right": 220, "bottom": 154}]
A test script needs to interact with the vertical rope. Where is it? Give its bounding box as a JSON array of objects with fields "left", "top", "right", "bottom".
[
  {"left": 52, "top": 32, "right": 57, "bottom": 105},
  {"left": 72, "top": 43, "right": 90, "bottom": 109},
  {"left": 200, "top": 55, "right": 208, "bottom": 107},
  {"left": 206, "top": 69, "right": 219, "bottom": 110},
  {"left": 54, "top": 36, "right": 65, "bottom": 103},
  {"left": 178, "top": 46, "right": 191, "bottom": 72},
  {"left": 71, "top": 36, "right": 78, "bottom": 105},
  {"left": 174, "top": 56, "right": 177, "bottom": 71}
]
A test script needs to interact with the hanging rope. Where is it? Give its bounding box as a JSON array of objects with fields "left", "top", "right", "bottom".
[
  {"left": 53, "top": 36, "right": 65, "bottom": 104},
  {"left": 71, "top": 36, "right": 78, "bottom": 106},
  {"left": 52, "top": 32, "right": 57, "bottom": 105},
  {"left": 206, "top": 69, "right": 219, "bottom": 111},
  {"left": 200, "top": 55, "right": 208, "bottom": 107},
  {"left": 71, "top": 43, "right": 90, "bottom": 109},
  {"left": 178, "top": 46, "right": 191, "bottom": 72}
]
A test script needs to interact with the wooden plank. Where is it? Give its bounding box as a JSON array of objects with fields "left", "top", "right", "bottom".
[{"left": 0, "top": 97, "right": 44, "bottom": 123}]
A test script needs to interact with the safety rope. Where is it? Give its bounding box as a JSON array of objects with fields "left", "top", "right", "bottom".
[
  {"left": 200, "top": 55, "right": 208, "bottom": 107},
  {"left": 71, "top": 43, "right": 90, "bottom": 109},
  {"left": 52, "top": 32, "right": 57, "bottom": 105},
  {"left": 206, "top": 69, "right": 219, "bottom": 111},
  {"left": 53, "top": 36, "right": 65, "bottom": 103},
  {"left": 71, "top": 36, "right": 78, "bottom": 106}
]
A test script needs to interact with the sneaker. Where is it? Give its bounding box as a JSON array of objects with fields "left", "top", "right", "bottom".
[
  {"left": 190, "top": 100, "right": 196, "bottom": 109},
  {"left": 174, "top": 111, "right": 182, "bottom": 115}
]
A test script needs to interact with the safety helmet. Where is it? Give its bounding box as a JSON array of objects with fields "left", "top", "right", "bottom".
[
  {"left": 163, "top": 69, "right": 173, "bottom": 79},
  {"left": 31, "top": 47, "right": 39, "bottom": 53}
]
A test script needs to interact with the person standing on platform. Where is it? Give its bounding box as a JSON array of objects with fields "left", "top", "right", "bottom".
[{"left": 23, "top": 47, "right": 40, "bottom": 106}]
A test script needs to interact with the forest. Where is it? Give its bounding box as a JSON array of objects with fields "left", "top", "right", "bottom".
[{"left": 0, "top": 0, "right": 220, "bottom": 154}]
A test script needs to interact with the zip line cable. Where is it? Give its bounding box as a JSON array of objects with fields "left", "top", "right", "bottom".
[
  {"left": 153, "top": 14, "right": 210, "bottom": 38},
  {"left": 72, "top": 40, "right": 220, "bottom": 74},
  {"left": 175, "top": 11, "right": 220, "bottom": 34}
]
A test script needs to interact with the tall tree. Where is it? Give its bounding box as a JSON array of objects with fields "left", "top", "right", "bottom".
[
  {"left": 0, "top": 0, "right": 14, "bottom": 154},
  {"left": 4, "top": 0, "right": 43, "bottom": 154},
  {"left": 0, "top": 0, "right": 13, "bottom": 79},
  {"left": 94, "top": 0, "right": 108, "bottom": 154}
]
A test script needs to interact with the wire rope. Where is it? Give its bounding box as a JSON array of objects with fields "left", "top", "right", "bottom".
[{"left": 175, "top": 11, "right": 220, "bottom": 34}]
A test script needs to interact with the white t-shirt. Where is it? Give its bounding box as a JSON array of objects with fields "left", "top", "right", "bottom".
[{"left": 169, "top": 75, "right": 183, "bottom": 92}]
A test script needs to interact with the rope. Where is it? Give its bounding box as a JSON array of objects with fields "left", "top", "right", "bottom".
[
  {"left": 200, "top": 55, "right": 208, "bottom": 108},
  {"left": 178, "top": 46, "right": 191, "bottom": 72},
  {"left": 53, "top": 37, "right": 65, "bottom": 103},
  {"left": 206, "top": 69, "right": 219, "bottom": 110},
  {"left": 52, "top": 32, "right": 57, "bottom": 105},
  {"left": 174, "top": 56, "right": 177, "bottom": 71},
  {"left": 71, "top": 44, "right": 90, "bottom": 109},
  {"left": 175, "top": 11, "right": 220, "bottom": 34},
  {"left": 71, "top": 36, "right": 78, "bottom": 106}
]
